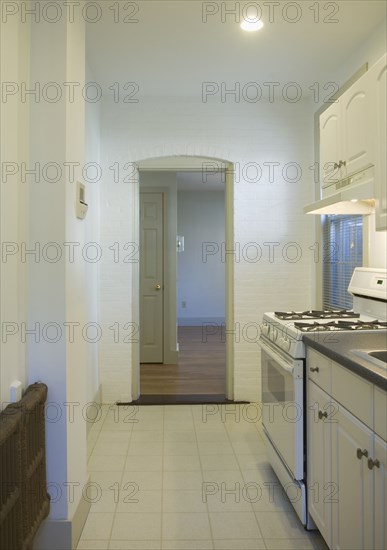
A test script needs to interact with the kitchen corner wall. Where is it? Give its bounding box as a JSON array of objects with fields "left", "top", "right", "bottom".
[
  {"left": 26, "top": 14, "right": 94, "bottom": 542},
  {"left": 85, "top": 69, "right": 102, "bottom": 413},
  {"left": 0, "top": 4, "right": 30, "bottom": 407},
  {"left": 99, "top": 97, "right": 316, "bottom": 402}
]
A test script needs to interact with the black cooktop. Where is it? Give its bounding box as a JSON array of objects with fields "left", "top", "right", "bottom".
[
  {"left": 275, "top": 310, "right": 360, "bottom": 321},
  {"left": 294, "top": 320, "right": 387, "bottom": 332}
]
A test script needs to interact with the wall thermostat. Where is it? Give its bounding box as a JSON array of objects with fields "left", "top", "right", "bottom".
[{"left": 76, "top": 181, "right": 88, "bottom": 219}]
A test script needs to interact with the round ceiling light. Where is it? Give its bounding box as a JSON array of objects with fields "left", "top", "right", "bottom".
[{"left": 240, "top": 19, "right": 264, "bottom": 32}]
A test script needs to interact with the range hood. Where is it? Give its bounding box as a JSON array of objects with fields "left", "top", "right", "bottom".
[{"left": 304, "top": 166, "right": 375, "bottom": 215}]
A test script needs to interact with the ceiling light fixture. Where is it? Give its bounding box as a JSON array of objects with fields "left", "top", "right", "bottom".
[{"left": 240, "top": 19, "right": 264, "bottom": 32}]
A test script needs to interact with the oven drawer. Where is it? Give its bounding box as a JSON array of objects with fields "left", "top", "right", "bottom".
[{"left": 306, "top": 348, "right": 331, "bottom": 393}]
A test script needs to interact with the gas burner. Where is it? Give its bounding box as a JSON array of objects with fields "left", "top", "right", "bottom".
[
  {"left": 336, "top": 320, "right": 387, "bottom": 331},
  {"left": 294, "top": 321, "right": 343, "bottom": 332},
  {"left": 294, "top": 319, "right": 387, "bottom": 332},
  {"left": 275, "top": 309, "right": 360, "bottom": 321}
]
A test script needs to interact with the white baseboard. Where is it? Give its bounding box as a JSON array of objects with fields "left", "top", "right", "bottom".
[
  {"left": 86, "top": 385, "right": 102, "bottom": 435},
  {"left": 33, "top": 477, "right": 91, "bottom": 550}
]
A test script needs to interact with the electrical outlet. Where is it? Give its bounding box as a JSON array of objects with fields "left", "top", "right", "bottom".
[
  {"left": 10, "top": 380, "right": 22, "bottom": 402},
  {"left": 182, "top": 301, "right": 186, "bottom": 308}
]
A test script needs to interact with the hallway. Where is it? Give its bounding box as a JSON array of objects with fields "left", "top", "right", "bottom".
[
  {"left": 78, "top": 404, "right": 328, "bottom": 549},
  {"left": 140, "top": 327, "right": 226, "bottom": 396}
]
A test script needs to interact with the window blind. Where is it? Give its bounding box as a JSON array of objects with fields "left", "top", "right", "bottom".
[{"left": 322, "top": 215, "right": 363, "bottom": 310}]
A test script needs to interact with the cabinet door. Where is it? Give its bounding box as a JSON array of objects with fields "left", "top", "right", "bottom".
[
  {"left": 371, "top": 54, "right": 387, "bottom": 231},
  {"left": 307, "top": 381, "right": 333, "bottom": 547},
  {"left": 331, "top": 404, "right": 374, "bottom": 550},
  {"left": 320, "top": 102, "right": 342, "bottom": 190},
  {"left": 373, "top": 435, "right": 386, "bottom": 550},
  {"left": 341, "top": 72, "right": 374, "bottom": 178}
]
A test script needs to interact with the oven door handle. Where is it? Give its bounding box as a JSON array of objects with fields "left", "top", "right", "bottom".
[{"left": 260, "top": 340, "right": 295, "bottom": 375}]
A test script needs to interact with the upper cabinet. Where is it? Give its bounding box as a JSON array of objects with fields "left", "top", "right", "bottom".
[
  {"left": 319, "top": 53, "right": 387, "bottom": 230},
  {"left": 320, "top": 71, "right": 374, "bottom": 193},
  {"left": 370, "top": 54, "right": 387, "bottom": 231}
]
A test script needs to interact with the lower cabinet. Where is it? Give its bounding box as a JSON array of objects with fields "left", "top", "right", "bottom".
[
  {"left": 374, "top": 435, "right": 387, "bottom": 550},
  {"left": 307, "top": 381, "right": 333, "bottom": 547},
  {"left": 331, "top": 403, "right": 374, "bottom": 550},
  {"left": 308, "top": 375, "right": 386, "bottom": 550}
]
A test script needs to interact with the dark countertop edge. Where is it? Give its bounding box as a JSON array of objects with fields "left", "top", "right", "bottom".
[{"left": 303, "top": 335, "right": 387, "bottom": 391}]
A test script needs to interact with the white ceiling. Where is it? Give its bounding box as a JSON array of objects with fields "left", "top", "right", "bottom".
[{"left": 86, "top": 0, "right": 386, "bottom": 98}]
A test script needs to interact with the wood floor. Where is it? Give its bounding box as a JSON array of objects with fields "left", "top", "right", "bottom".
[{"left": 140, "top": 326, "right": 226, "bottom": 396}]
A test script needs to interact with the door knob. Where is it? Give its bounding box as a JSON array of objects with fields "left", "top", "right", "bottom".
[{"left": 155, "top": 284, "right": 161, "bottom": 290}]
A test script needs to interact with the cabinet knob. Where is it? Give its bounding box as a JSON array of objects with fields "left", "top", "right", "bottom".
[
  {"left": 318, "top": 410, "right": 328, "bottom": 420},
  {"left": 367, "top": 458, "right": 380, "bottom": 470},
  {"left": 310, "top": 366, "right": 319, "bottom": 373},
  {"left": 356, "top": 448, "right": 369, "bottom": 460}
]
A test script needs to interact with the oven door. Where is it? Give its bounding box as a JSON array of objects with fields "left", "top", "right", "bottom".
[{"left": 260, "top": 339, "right": 304, "bottom": 480}]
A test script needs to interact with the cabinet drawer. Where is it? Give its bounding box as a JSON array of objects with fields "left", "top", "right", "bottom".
[
  {"left": 331, "top": 362, "right": 374, "bottom": 429},
  {"left": 307, "top": 348, "right": 331, "bottom": 393},
  {"left": 374, "top": 386, "right": 387, "bottom": 440}
]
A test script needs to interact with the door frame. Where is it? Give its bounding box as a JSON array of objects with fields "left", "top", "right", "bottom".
[{"left": 131, "top": 156, "right": 235, "bottom": 400}]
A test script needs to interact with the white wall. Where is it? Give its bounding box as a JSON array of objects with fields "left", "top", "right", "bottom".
[
  {"left": 85, "top": 67, "right": 101, "bottom": 409},
  {"left": 25, "top": 14, "right": 93, "bottom": 537},
  {"left": 99, "top": 97, "right": 316, "bottom": 402},
  {"left": 0, "top": 3, "right": 29, "bottom": 408},
  {"left": 177, "top": 190, "right": 226, "bottom": 325}
]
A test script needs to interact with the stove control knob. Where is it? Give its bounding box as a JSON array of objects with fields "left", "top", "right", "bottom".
[
  {"left": 272, "top": 328, "right": 278, "bottom": 341},
  {"left": 261, "top": 323, "right": 270, "bottom": 337},
  {"left": 282, "top": 338, "right": 291, "bottom": 352}
]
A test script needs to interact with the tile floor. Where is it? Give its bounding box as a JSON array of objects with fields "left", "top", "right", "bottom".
[{"left": 77, "top": 404, "right": 328, "bottom": 550}]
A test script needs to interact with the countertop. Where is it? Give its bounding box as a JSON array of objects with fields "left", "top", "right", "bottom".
[{"left": 303, "top": 331, "right": 387, "bottom": 391}]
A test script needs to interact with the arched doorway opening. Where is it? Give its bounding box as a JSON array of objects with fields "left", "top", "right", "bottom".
[{"left": 131, "top": 155, "right": 235, "bottom": 402}]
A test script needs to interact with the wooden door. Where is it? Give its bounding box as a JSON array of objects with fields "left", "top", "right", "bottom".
[{"left": 140, "top": 192, "right": 164, "bottom": 363}]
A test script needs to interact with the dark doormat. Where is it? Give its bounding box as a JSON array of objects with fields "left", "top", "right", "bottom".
[{"left": 117, "top": 394, "right": 250, "bottom": 406}]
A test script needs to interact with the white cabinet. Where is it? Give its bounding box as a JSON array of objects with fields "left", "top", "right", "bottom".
[
  {"left": 320, "top": 102, "right": 341, "bottom": 187},
  {"left": 320, "top": 70, "right": 374, "bottom": 194},
  {"left": 341, "top": 74, "right": 374, "bottom": 179},
  {"left": 370, "top": 53, "right": 387, "bottom": 231},
  {"left": 307, "top": 381, "right": 333, "bottom": 547},
  {"left": 374, "top": 435, "right": 387, "bottom": 550},
  {"left": 331, "top": 403, "right": 374, "bottom": 550},
  {"left": 307, "top": 350, "right": 386, "bottom": 550}
]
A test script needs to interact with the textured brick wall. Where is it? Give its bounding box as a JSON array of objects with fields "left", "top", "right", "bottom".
[{"left": 99, "top": 97, "right": 316, "bottom": 403}]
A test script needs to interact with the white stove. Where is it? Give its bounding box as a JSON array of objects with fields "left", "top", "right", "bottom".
[
  {"left": 259, "top": 268, "right": 387, "bottom": 529},
  {"left": 261, "top": 268, "right": 387, "bottom": 359}
]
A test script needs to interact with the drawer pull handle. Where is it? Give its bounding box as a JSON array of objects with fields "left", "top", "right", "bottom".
[
  {"left": 368, "top": 458, "right": 380, "bottom": 470},
  {"left": 310, "top": 367, "right": 319, "bottom": 373},
  {"left": 318, "top": 410, "right": 328, "bottom": 420},
  {"left": 356, "top": 448, "right": 368, "bottom": 460}
]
